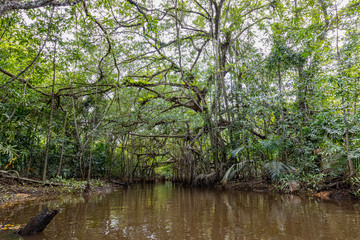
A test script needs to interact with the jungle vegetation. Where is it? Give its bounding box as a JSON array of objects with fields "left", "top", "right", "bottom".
[{"left": 0, "top": 0, "right": 359, "bottom": 190}]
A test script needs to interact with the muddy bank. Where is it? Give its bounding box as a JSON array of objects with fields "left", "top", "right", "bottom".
[
  {"left": 2, "top": 174, "right": 359, "bottom": 210},
  {"left": 220, "top": 179, "right": 360, "bottom": 201},
  {"left": 220, "top": 180, "right": 273, "bottom": 192},
  {"left": 0, "top": 177, "right": 114, "bottom": 209}
]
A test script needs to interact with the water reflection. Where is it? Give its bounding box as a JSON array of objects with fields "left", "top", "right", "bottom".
[{"left": 1, "top": 183, "right": 360, "bottom": 239}]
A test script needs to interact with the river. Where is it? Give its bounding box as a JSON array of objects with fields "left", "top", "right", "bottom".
[{"left": 1, "top": 183, "right": 360, "bottom": 239}]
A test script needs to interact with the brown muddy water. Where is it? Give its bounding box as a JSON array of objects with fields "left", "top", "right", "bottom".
[{"left": 1, "top": 183, "right": 360, "bottom": 240}]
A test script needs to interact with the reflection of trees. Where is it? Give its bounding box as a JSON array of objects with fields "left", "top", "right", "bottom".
[{"left": 1, "top": 184, "right": 360, "bottom": 239}]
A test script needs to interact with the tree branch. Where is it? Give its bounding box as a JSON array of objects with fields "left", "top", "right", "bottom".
[{"left": 0, "top": 0, "right": 82, "bottom": 16}]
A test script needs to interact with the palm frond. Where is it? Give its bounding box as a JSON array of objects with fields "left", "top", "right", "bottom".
[
  {"left": 259, "top": 139, "right": 281, "bottom": 152},
  {"left": 264, "top": 161, "right": 294, "bottom": 181},
  {"left": 231, "top": 146, "right": 245, "bottom": 158},
  {"left": 221, "top": 161, "right": 251, "bottom": 184}
]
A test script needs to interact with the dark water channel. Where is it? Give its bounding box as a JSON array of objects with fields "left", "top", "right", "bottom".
[{"left": 1, "top": 183, "right": 360, "bottom": 239}]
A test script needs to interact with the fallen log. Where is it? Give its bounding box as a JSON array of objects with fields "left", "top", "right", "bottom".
[
  {"left": 17, "top": 208, "right": 59, "bottom": 235},
  {"left": 0, "top": 170, "right": 62, "bottom": 186}
]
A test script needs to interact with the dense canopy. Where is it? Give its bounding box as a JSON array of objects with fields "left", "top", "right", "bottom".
[{"left": 0, "top": 0, "right": 359, "bottom": 188}]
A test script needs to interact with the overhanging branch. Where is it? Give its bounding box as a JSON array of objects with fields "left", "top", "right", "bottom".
[{"left": 0, "top": 0, "right": 83, "bottom": 16}]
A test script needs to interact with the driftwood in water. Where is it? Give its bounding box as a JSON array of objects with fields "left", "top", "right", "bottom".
[
  {"left": 17, "top": 208, "right": 59, "bottom": 235},
  {"left": 112, "top": 180, "right": 129, "bottom": 186}
]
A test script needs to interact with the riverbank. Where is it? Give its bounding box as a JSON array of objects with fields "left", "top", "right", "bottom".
[
  {"left": 0, "top": 177, "right": 114, "bottom": 209},
  {"left": 1, "top": 175, "right": 359, "bottom": 210},
  {"left": 220, "top": 178, "right": 360, "bottom": 201}
]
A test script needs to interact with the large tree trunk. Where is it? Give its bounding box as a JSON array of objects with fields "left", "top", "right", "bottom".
[
  {"left": 72, "top": 97, "right": 84, "bottom": 179},
  {"left": 56, "top": 111, "right": 68, "bottom": 177},
  {"left": 42, "top": 42, "right": 56, "bottom": 181}
]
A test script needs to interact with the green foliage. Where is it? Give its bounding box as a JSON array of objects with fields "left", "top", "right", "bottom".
[
  {"left": 263, "top": 161, "right": 295, "bottom": 181},
  {"left": 51, "top": 177, "right": 107, "bottom": 193},
  {"left": 349, "top": 176, "right": 360, "bottom": 195},
  {"left": 0, "top": 0, "right": 359, "bottom": 185},
  {"left": 0, "top": 143, "right": 17, "bottom": 162},
  {"left": 155, "top": 164, "right": 172, "bottom": 179},
  {"left": 275, "top": 172, "right": 326, "bottom": 192},
  {"left": 298, "top": 173, "right": 326, "bottom": 191},
  {"left": 221, "top": 161, "right": 253, "bottom": 184}
]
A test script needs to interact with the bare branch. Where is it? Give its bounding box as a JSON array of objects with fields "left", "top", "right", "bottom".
[
  {"left": 129, "top": 133, "right": 188, "bottom": 139},
  {"left": 0, "top": 0, "right": 82, "bottom": 16},
  {"left": 0, "top": 67, "right": 51, "bottom": 96}
]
